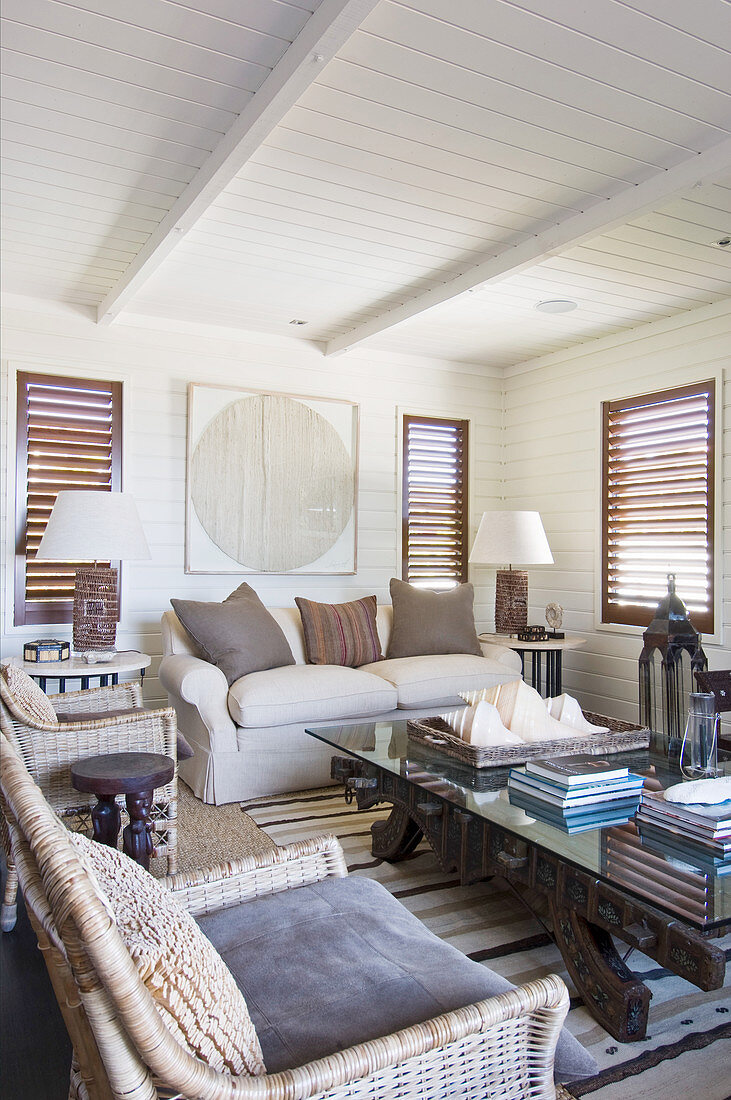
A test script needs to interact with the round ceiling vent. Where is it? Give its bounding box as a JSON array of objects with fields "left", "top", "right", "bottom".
[{"left": 534, "top": 298, "right": 579, "bottom": 314}]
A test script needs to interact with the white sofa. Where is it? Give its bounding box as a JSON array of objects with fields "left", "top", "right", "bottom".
[{"left": 160, "top": 605, "right": 522, "bottom": 804}]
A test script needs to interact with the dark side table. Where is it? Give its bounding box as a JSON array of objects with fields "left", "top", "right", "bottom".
[
  {"left": 71, "top": 752, "right": 174, "bottom": 871},
  {"left": 479, "top": 633, "right": 586, "bottom": 696}
]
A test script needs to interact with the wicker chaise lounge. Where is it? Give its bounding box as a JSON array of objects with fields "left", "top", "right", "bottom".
[{"left": 0, "top": 729, "right": 596, "bottom": 1099}]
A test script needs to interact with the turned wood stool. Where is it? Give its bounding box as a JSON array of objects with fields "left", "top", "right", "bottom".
[{"left": 71, "top": 752, "right": 174, "bottom": 870}]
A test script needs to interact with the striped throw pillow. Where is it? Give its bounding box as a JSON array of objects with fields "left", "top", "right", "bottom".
[{"left": 295, "top": 595, "right": 383, "bottom": 667}]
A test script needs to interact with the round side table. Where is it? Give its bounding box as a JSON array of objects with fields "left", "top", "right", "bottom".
[
  {"left": 15, "top": 650, "right": 151, "bottom": 693},
  {"left": 71, "top": 752, "right": 174, "bottom": 871},
  {"left": 479, "top": 633, "right": 586, "bottom": 697}
]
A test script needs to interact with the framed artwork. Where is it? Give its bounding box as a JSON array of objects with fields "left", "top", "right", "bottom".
[{"left": 186, "top": 383, "right": 359, "bottom": 574}]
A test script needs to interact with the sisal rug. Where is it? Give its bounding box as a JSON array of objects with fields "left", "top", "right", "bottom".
[
  {"left": 174, "top": 779, "right": 275, "bottom": 871},
  {"left": 240, "top": 787, "right": 731, "bottom": 1100}
]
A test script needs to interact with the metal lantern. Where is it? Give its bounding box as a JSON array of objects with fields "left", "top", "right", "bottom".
[{"left": 638, "top": 574, "right": 707, "bottom": 757}]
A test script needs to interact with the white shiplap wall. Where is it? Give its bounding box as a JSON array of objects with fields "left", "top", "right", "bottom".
[
  {"left": 0, "top": 301, "right": 503, "bottom": 705},
  {"left": 502, "top": 297, "right": 731, "bottom": 723}
]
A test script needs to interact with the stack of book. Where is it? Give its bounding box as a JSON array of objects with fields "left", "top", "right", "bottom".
[
  {"left": 636, "top": 791, "right": 731, "bottom": 873},
  {"left": 507, "top": 754, "right": 645, "bottom": 834}
]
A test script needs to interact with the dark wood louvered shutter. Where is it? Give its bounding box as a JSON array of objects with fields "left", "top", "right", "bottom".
[
  {"left": 14, "top": 372, "right": 122, "bottom": 626},
  {"left": 401, "top": 414, "right": 469, "bottom": 589},
  {"left": 602, "top": 379, "right": 715, "bottom": 633}
]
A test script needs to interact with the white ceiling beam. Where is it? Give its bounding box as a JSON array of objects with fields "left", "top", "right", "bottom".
[
  {"left": 326, "top": 137, "right": 731, "bottom": 357},
  {"left": 96, "top": 0, "right": 379, "bottom": 326}
]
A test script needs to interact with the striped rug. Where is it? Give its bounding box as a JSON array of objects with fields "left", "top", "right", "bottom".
[{"left": 245, "top": 788, "right": 731, "bottom": 1100}]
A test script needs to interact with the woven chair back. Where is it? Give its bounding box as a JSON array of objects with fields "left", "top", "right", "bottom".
[
  {"left": 1, "top": 733, "right": 317, "bottom": 1100},
  {"left": 0, "top": 732, "right": 162, "bottom": 1097}
]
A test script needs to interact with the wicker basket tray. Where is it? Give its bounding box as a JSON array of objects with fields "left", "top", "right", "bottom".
[{"left": 406, "top": 712, "right": 650, "bottom": 769}]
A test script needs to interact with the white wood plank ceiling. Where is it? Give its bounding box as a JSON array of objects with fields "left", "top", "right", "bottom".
[{"left": 2, "top": 0, "right": 730, "bottom": 366}]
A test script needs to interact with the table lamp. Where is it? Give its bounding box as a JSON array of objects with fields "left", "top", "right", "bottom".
[
  {"left": 469, "top": 511, "right": 553, "bottom": 633},
  {"left": 36, "top": 490, "right": 150, "bottom": 657}
]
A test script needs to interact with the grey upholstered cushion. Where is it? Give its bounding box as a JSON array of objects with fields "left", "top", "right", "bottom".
[
  {"left": 198, "top": 876, "right": 597, "bottom": 1083},
  {"left": 387, "top": 578, "right": 482, "bottom": 659},
  {"left": 171, "top": 584, "right": 295, "bottom": 686}
]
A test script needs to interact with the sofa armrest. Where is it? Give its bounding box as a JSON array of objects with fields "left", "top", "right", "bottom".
[
  {"left": 159, "top": 653, "right": 238, "bottom": 753},
  {"left": 479, "top": 642, "right": 522, "bottom": 674},
  {"left": 164, "top": 833, "right": 348, "bottom": 915}
]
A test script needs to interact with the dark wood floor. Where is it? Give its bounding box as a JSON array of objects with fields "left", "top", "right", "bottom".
[{"left": 0, "top": 859, "right": 71, "bottom": 1099}]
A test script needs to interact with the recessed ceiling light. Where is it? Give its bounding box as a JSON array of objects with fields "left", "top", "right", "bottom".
[
  {"left": 715, "top": 236, "right": 731, "bottom": 248},
  {"left": 289, "top": 319, "right": 308, "bottom": 326},
  {"left": 534, "top": 298, "right": 578, "bottom": 314}
]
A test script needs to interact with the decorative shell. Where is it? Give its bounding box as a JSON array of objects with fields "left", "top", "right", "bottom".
[
  {"left": 457, "top": 683, "right": 583, "bottom": 743},
  {"left": 545, "top": 602, "right": 563, "bottom": 630},
  {"left": 664, "top": 776, "right": 731, "bottom": 805},
  {"left": 546, "top": 694, "right": 609, "bottom": 734}
]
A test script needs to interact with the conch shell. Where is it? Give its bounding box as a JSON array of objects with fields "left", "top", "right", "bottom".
[
  {"left": 545, "top": 694, "right": 609, "bottom": 733},
  {"left": 438, "top": 702, "right": 522, "bottom": 746},
  {"left": 460, "top": 682, "right": 576, "bottom": 743}
]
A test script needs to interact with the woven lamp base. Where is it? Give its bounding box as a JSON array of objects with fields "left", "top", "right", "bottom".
[
  {"left": 495, "top": 569, "right": 528, "bottom": 633},
  {"left": 73, "top": 567, "right": 119, "bottom": 651}
]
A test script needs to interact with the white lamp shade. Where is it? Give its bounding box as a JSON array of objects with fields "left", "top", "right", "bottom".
[
  {"left": 36, "top": 491, "right": 151, "bottom": 561},
  {"left": 469, "top": 511, "right": 553, "bottom": 567}
]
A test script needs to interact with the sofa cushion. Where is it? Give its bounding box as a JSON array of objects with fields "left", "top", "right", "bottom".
[
  {"left": 70, "top": 832, "right": 266, "bottom": 1076},
  {"left": 198, "top": 875, "right": 597, "bottom": 1083},
  {"left": 227, "top": 664, "right": 397, "bottom": 727},
  {"left": 171, "top": 584, "right": 295, "bottom": 686},
  {"left": 295, "top": 594, "right": 382, "bottom": 667},
  {"left": 360, "top": 653, "right": 519, "bottom": 709},
  {"left": 387, "top": 578, "right": 482, "bottom": 658}
]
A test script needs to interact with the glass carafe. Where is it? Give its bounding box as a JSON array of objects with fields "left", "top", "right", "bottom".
[{"left": 679, "top": 692, "right": 719, "bottom": 779}]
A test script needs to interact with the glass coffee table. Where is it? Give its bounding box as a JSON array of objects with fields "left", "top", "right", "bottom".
[{"left": 306, "top": 719, "right": 730, "bottom": 1044}]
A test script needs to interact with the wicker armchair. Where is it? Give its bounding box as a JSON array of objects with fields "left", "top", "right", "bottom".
[
  {"left": 0, "top": 671, "right": 178, "bottom": 931},
  {"left": 0, "top": 728, "right": 573, "bottom": 1100}
]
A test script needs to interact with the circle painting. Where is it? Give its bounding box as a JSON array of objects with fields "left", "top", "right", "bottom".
[{"left": 190, "top": 394, "right": 354, "bottom": 572}]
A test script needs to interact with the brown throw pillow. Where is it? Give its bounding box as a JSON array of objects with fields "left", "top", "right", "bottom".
[
  {"left": 171, "top": 584, "right": 294, "bottom": 686},
  {"left": 386, "top": 578, "right": 482, "bottom": 659},
  {"left": 295, "top": 595, "right": 383, "bottom": 667}
]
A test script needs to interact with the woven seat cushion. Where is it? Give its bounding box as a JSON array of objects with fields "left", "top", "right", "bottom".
[
  {"left": 198, "top": 875, "right": 597, "bottom": 1083},
  {"left": 359, "top": 653, "right": 519, "bottom": 709},
  {"left": 0, "top": 663, "right": 58, "bottom": 727},
  {"left": 70, "top": 833, "right": 265, "bottom": 1077}
]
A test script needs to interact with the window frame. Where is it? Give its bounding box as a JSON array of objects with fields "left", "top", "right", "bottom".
[
  {"left": 14, "top": 370, "right": 123, "bottom": 627},
  {"left": 400, "top": 412, "right": 469, "bottom": 590},
  {"left": 600, "top": 378, "right": 715, "bottom": 634}
]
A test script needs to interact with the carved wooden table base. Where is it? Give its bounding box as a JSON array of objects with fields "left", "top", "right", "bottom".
[
  {"left": 333, "top": 757, "right": 727, "bottom": 1043},
  {"left": 71, "top": 751, "right": 174, "bottom": 872}
]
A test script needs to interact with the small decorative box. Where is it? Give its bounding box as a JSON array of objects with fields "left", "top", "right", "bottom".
[
  {"left": 23, "top": 639, "right": 71, "bottom": 663},
  {"left": 515, "top": 627, "right": 551, "bottom": 641}
]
